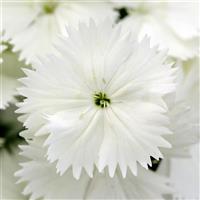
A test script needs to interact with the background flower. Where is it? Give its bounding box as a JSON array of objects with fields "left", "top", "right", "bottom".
[
  {"left": 0, "top": 43, "right": 7, "bottom": 64},
  {"left": 170, "top": 143, "right": 199, "bottom": 199},
  {"left": 0, "top": 43, "right": 28, "bottom": 109},
  {"left": 2, "top": 0, "right": 116, "bottom": 64},
  {"left": 162, "top": 58, "right": 199, "bottom": 157},
  {"left": 154, "top": 57, "right": 199, "bottom": 199},
  {"left": 0, "top": 105, "right": 26, "bottom": 199},
  {"left": 0, "top": 149, "right": 27, "bottom": 199},
  {"left": 112, "top": 1, "right": 199, "bottom": 60}
]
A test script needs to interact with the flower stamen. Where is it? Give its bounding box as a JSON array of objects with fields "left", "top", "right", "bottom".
[{"left": 94, "top": 92, "right": 111, "bottom": 108}]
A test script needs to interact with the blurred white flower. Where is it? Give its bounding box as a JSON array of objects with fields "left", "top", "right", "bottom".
[
  {"left": 0, "top": 149, "right": 26, "bottom": 199},
  {"left": 0, "top": 104, "right": 27, "bottom": 198},
  {"left": 115, "top": 1, "right": 199, "bottom": 60},
  {"left": 0, "top": 32, "right": 9, "bottom": 63},
  {"left": 0, "top": 44, "right": 27, "bottom": 109},
  {"left": 110, "top": 0, "right": 141, "bottom": 8},
  {"left": 155, "top": 58, "right": 199, "bottom": 199},
  {"left": 0, "top": 44, "right": 7, "bottom": 64},
  {"left": 15, "top": 140, "right": 173, "bottom": 200},
  {"left": 0, "top": 104, "right": 24, "bottom": 149},
  {"left": 170, "top": 143, "right": 200, "bottom": 199},
  {"left": 17, "top": 20, "right": 176, "bottom": 179},
  {"left": 2, "top": 0, "right": 116, "bottom": 64},
  {"left": 162, "top": 58, "right": 199, "bottom": 157},
  {"left": 176, "top": 58, "right": 199, "bottom": 113}
]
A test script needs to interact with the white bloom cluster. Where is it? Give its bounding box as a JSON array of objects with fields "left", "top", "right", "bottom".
[{"left": 0, "top": 0, "right": 199, "bottom": 199}]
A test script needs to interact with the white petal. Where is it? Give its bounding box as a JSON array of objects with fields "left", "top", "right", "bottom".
[{"left": 16, "top": 142, "right": 174, "bottom": 199}]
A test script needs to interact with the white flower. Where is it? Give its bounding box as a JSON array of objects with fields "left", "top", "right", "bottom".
[
  {"left": 176, "top": 58, "right": 199, "bottom": 113},
  {"left": 15, "top": 140, "right": 173, "bottom": 200},
  {"left": 110, "top": 0, "right": 141, "bottom": 8},
  {"left": 2, "top": 0, "right": 116, "bottom": 64},
  {"left": 154, "top": 58, "right": 199, "bottom": 199},
  {"left": 17, "top": 20, "right": 176, "bottom": 179},
  {"left": 169, "top": 143, "right": 199, "bottom": 199},
  {"left": 0, "top": 44, "right": 7, "bottom": 64},
  {"left": 162, "top": 58, "right": 199, "bottom": 157},
  {"left": 0, "top": 105, "right": 26, "bottom": 199},
  {"left": 115, "top": 1, "right": 199, "bottom": 60},
  {"left": 0, "top": 32, "right": 9, "bottom": 63},
  {"left": 0, "top": 149, "right": 26, "bottom": 199},
  {"left": 0, "top": 43, "right": 27, "bottom": 109}
]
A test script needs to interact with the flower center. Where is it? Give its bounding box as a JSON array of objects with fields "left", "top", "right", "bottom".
[
  {"left": 42, "top": 1, "right": 58, "bottom": 14},
  {"left": 94, "top": 92, "right": 111, "bottom": 108}
]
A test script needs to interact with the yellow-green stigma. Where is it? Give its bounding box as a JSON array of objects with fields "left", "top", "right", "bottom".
[{"left": 94, "top": 92, "right": 111, "bottom": 108}]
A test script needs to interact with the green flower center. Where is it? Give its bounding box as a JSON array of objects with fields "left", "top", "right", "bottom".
[
  {"left": 43, "top": 1, "right": 58, "bottom": 14},
  {"left": 94, "top": 92, "right": 111, "bottom": 108}
]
